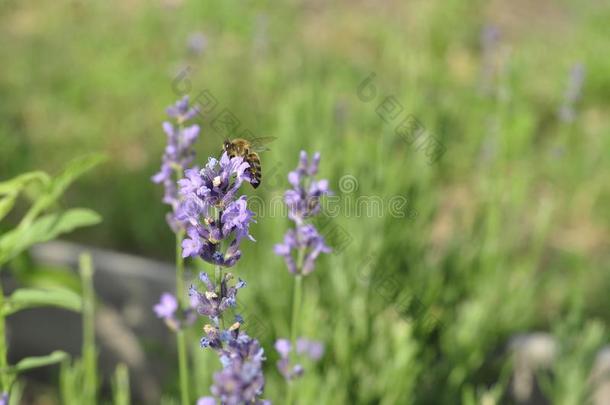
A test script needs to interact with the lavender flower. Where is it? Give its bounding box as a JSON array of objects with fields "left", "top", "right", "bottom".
[
  {"left": 189, "top": 272, "right": 246, "bottom": 325},
  {"left": 274, "top": 151, "right": 331, "bottom": 275},
  {"left": 275, "top": 337, "right": 324, "bottom": 381},
  {"left": 296, "top": 337, "right": 325, "bottom": 360},
  {"left": 177, "top": 153, "right": 255, "bottom": 267},
  {"left": 152, "top": 96, "right": 201, "bottom": 230},
  {"left": 153, "top": 292, "right": 197, "bottom": 331},
  {"left": 274, "top": 224, "right": 331, "bottom": 275},
  {"left": 198, "top": 321, "right": 269, "bottom": 404},
  {"left": 0, "top": 393, "right": 7, "bottom": 405},
  {"left": 284, "top": 151, "right": 330, "bottom": 224},
  {"left": 196, "top": 397, "right": 216, "bottom": 405},
  {"left": 559, "top": 63, "right": 586, "bottom": 123}
]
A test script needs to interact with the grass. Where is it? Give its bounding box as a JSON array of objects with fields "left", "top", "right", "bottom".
[{"left": 1, "top": 0, "right": 609, "bottom": 403}]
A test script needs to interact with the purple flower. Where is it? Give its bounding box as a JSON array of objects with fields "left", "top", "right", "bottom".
[
  {"left": 200, "top": 322, "right": 269, "bottom": 404},
  {"left": 153, "top": 293, "right": 178, "bottom": 319},
  {"left": 0, "top": 393, "right": 8, "bottom": 405},
  {"left": 274, "top": 224, "right": 331, "bottom": 275},
  {"left": 274, "top": 337, "right": 324, "bottom": 381},
  {"left": 284, "top": 151, "right": 330, "bottom": 224},
  {"left": 189, "top": 272, "right": 246, "bottom": 325},
  {"left": 153, "top": 292, "right": 197, "bottom": 332},
  {"left": 177, "top": 153, "right": 255, "bottom": 267},
  {"left": 152, "top": 96, "right": 201, "bottom": 230},
  {"left": 296, "top": 338, "right": 325, "bottom": 360},
  {"left": 197, "top": 397, "right": 216, "bottom": 405},
  {"left": 275, "top": 151, "right": 331, "bottom": 275}
]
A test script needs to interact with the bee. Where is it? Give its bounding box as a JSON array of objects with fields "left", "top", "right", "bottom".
[{"left": 223, "top": 137, "right": 276, "bottom": 188}]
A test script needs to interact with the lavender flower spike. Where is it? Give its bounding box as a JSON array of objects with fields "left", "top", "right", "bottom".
[
  {"left": 274, "top": 224, "right": 331, "bottom": 275},
  {"left": 176, "top": 153, "right": 256, "bottom": 267},
  {"left": 285, "top": 151, "right": 330, "bottom": 224},
  {"left": 152, "top": 96, "right": 201, "bottom": 230}
]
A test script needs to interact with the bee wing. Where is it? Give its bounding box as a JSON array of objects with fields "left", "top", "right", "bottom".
[{"left": 249, "top": 136, "right": 277, "bottom": 152}]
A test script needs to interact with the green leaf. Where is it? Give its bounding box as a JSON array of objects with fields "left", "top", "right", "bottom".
[
  {"left": 0, "top": 208, "right": 102, "bottom": 265},
  {"left": 53, "top": 154, "right": 107, "bottom": 196},
  {"left": 17, "top": 154, "right": 105, "bottom": 229},
  {"left": 10, "top": 351, "right": 69, "bottom": 373},
  {"left": 0, "top": 192, "right": 18, "bottom": 221},
  {"left": 0, "top": 171, "right": 50, "bottom": 196},
  {"left": 2, "top": 287, "right": 82, "bottom": 316}
]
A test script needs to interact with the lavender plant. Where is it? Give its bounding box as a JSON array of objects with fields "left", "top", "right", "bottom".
[
  {"left": 152, "top": 96, "right": 201, "bottom": 405},
  {"left": 274, "top": 151, "right": 330, "bottom": 404},
  {"left": 154, "top": 97, "right": 267, "bottom": 404}
]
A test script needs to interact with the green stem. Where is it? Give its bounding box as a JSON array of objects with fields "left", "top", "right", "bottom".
[
  {"left": 80, "top": 253, "right": 97, "bottom": 405},
  {"left": 215, "top": 265, "right": 225, "bottom": 330},
  {"left": 287, "top": 248, "right": 306, "bottom": 405},
  {"left": 175, "top": 231, "right": 190, "bottom": 405},
  {"left": 0, "top": 279, "right": 8, "bottom": 395}
]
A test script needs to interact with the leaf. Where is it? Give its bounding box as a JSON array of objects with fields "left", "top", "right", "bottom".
[
  {"left": 10, "top": 351, "right": 69, "bottom": 373},
  {"left": 2, "top": 287, "right": 82, "bottom": 316},
  {"left": 17, "top": 154, "right": 105, "bottom": 229},
  {"left": 0, "top": 171, "right": 50, "bottom": 196},
  {"left": 0, "top": 208, "right": 102, "bottom": 265},
  {"left": 0, "top": 192, "right": 18, "bottom": 222},
  {"left": 53, "top": 154, "right": 107, "bottom": 196}
]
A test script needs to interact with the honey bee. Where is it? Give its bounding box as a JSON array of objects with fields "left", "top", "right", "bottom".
[{"left": 223, "top": 137, "right": 276, "bottom": 188}]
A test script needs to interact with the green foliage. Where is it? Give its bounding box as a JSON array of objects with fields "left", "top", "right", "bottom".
[
  {"left": 1, "top": 0, "right": 609, "bottom": 403},
  {"left": 112, "top": 364, "right": 131, "bottom": 405},
  {"left": 1, "top": 287, "right": 82, "bottom": 316},
  {"left": 9, "top": 351, "right": 69, "bottom": 374}
]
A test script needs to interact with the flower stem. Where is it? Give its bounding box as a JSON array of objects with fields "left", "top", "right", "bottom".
[
  {"left": 80, "top": 253, "right": 97, "bottom": 405},
  {"left": 0, "top": 279, "right": 9, "bottom": 395},
  {"left": 215, "top": 265, "right": 225, "bottom": 330},
  {"left": 175, "top": 231, "right": 190, "bottom": 405},
  {"left": 287, "top": 248, "right": 305, "bottom": 405}
]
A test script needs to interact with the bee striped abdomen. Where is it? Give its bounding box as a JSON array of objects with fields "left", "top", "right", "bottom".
[{"left": 247, "top": 152, "right": 262, "bottom": 188}]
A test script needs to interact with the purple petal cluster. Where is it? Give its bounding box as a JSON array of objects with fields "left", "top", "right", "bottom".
[
  {"left": 0, "top": 393, "right": 8, "bottom": 405},
  {"left": 152, "top": 96, "right": 201, "bottom": 230},
  {"left": 189, "top": 272, "right": 246, "bottom": 325},
  {"left": 199, "top": 322, "right": 269, "bottom": 404},
  {"left": 177, "top": 153, "right": 255, "bottom": 267},
  {"left": 285, "top": 151, "right": 330, "bottom": 223},
  {"left": 274, "top": 338, "right": 324, "bottom": 381},
  {"left": 153, "top": 292, "right": 197, "bottom": 332},
  {"left": 274, "top": 224, "right": 331, "bottom": 275},
  {"left": 274, "top": 151, "right": 331, "bottom": 276}
]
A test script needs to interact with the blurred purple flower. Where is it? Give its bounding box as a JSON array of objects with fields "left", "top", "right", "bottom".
[
  {"left": 153, "top": 292, "right": 197, "bottom": 332},
  {"left": 196, "top": 397, "right": 216, "bottom": 405},
  {"left": 284, "top": 151, "right": 330, "bottom": 224},
  {"left": 274, "top": 224, "right": 331, "bottom": 275},
  {"left": 152, "top": 96, "right": 201, "bottom": 231},
  {"left": 274, "top": 151, "right": 331, "bottom": 275},
  {"left": 296, "top": 338, "right": 325, "bottom": 360},
  {"left": 274, "top": 337, "right": 324, "bottom": 381},
  {"left": 0, "top": 393, "right": 8, "bottom": 405}
]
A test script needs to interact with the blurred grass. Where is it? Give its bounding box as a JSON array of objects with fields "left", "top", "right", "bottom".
[{"left": 1, "top": 0, "right": 609, "bottom": 403}]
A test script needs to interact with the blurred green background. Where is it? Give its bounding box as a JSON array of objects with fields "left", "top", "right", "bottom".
[{"left": 1, "top": 0, "right": 609, "bottom": 403}]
